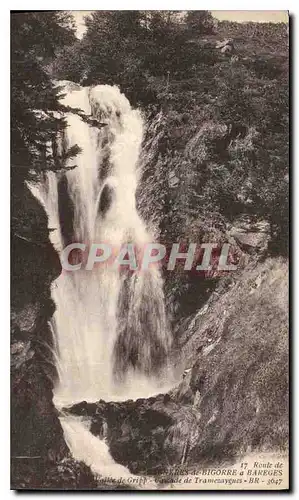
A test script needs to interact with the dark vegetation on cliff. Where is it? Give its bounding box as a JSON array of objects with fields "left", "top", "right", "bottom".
[{"left": 11, "top": 10, "right": 289, "bottom": 488}]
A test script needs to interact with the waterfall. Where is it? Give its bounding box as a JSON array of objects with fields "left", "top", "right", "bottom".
[{"left": 30, "top": 82, "right": 173, "bottom": 481}]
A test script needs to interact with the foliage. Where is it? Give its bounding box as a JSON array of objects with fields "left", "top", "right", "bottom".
[
  {"left": 51, "top": 11, "right": 218, "bottom": 103},
  {"left": 185, "top": 10, "right": 216, "bottom": 35},
  {"left": 135, "top": 20, "right": 288, "bottom": 258},
  {"left": 13, "top": 11, "right": 289, "bottom": 259},
  {"left": 11, "top": 11, "right": 78, "bottom": 182}
]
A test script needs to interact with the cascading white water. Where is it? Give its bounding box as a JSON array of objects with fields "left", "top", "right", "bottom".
[{"left": 30, "top": 82, "right": 173, "bottom": 481}]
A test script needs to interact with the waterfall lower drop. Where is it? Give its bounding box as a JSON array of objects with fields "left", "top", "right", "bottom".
[{"left": 31, "top": 81, "right": 173, "bottom": 483}]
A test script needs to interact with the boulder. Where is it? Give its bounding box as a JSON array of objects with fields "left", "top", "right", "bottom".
[
  {"left": 168, "top": 170, "right": 179, "bottom": 188},
  {"left": 231, "top": 230, "right": 269, "bottom": 252},
  {"left": 228, "top": 217, "right": 270, "bottom": 253}
]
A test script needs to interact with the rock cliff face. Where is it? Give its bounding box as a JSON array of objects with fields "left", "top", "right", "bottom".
[
  {"left": 177, "top": 256, "right": 288, "bottom": 462},
  {"left": 11, "top": 183, "right": 69, "bottom": 487}
]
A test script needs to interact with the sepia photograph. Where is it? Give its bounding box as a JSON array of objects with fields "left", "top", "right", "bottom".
[{"left": 10, "top": 9, "right": 289, "bottom": 490}]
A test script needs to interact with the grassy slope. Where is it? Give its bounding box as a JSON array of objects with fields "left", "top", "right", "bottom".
[
  {"left": 175, "top": 256, "right": 288, "bottom": 462},
  {"left": 216, "top": 21, "right": 289, "bottom": 54}
]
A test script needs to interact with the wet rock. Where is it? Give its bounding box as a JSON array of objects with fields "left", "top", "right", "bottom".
[
  {"left": 11, "top": 358, "right": 67, "bottom": 460},
  {"left": 11, "top": 455, "right": 97, "bottom": 490},
  {"left": 43, "top": 456, "right": 98, "bottom": 489},
  {"left": 67, "top": 394, "right": 200, "bottom": 475}
]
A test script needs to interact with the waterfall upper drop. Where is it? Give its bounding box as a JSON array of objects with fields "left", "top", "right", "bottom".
[{"left": 32, "top": 82, "right": 172, "bottom": 406}]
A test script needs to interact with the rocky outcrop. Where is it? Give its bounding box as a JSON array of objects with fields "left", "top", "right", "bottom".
[
  {"left": 11, "top": 184, "right": 68, "bottom": 486},
  {"left": 227, "top": 216, "right": 270, "bottom": 254},
  {"left": 11, "top": 456, "right": 98, "bottom": 490},
  {"left": 65, "top": 393, "right": 200, "bottom": 475},
  {"left": 216, "top": 38, "right": 234, "bottom": 55}
]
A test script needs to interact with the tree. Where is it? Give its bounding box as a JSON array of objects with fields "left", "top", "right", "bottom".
[
  {"left": 11, "top": 11, "right": 78, "bottom": 182},
  {"left": 50, "top": 40, "right": 89, "bottom": 83},
  {"left": 185, "top": 11, "right": 215, "bottom": 35}
]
